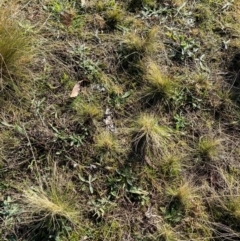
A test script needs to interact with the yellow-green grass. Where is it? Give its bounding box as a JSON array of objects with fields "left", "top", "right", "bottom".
[
  {"left": 132, "top": 113, "right": 174, "bottom": 158},
  {"left": 0, "top": 5, "right": 33, "bottom": 82},
  {"left": 197, "top": 136, "right": 222, "bottom": 160},
  {"left": 22, "top": 171, "right": 80, "bottom": 228},
  {"left": 166, "top": 182, "right": 199, "bottom": 209},
  {"left": 121, "top": 27, "right": 158, "bottom": 55},
  {"left": 72, "top": 96, "right": 104, "bottom": 122},
  {"left": 143, "top": 60, "right": 179, "bottom": 103},
  {"left": 95, "top": 130, "right": 120, "bottom": 153}
]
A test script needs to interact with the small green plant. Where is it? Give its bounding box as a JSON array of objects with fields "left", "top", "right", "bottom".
[
  {"left": 109, "top": 90, "right": 131, "bottom": 108},
  {"left": 88, "top": 197, "right": 117, "bottom": 219},
  {"left": 51, "top": 124, "right": 88, "bottom": 148},
  {"left": 128, "top": 0, "right": 157, "bottom": 11},
  {"left": 109, "top": 168, "right": 149, "bottom": 204},
  {"left": 174, "top": 113, "right": 187, "bottom": 130},
  {"left": 79, "top": 58, "right": 100, "bottom": 81},
  {"left": 48, "top": 0, "right": 65, "bottom": 14},
  {"left": 108, "top": 168, "right": 136, "bottom": 198},
  {"left": 78, "top": 174, "right": 97, "bottom": 194},
  {"left": 139, "top": 5, "right": 170, "bottom": 20},
  {"left": 0, "top": 196, "right": 19, "bottom": 231},
  {"left": 47, "top": 0, "right": 82, "bottom": 30},
  {"left": 167, "top": 31, "right": 199, "bottom": 61},
  {"left": 162, "top": 206, "right": 184, "bottom": 224}
]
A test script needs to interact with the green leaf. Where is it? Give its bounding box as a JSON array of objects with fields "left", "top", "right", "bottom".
[
  {"left": 88, "top": 174, "right": 92, "bottom": 182},
  {"left": 89, "top": 185, "right": 93, "bottom": 194},
  {"left": 78, "top": 174, "right": 86, "bottom": 182},
  {"left": 14, "top": 125, "right": 24, "bottom": 134},
  {"left": 121, "top": 91, "right": 131, "bottom": 99},
  {"left": 128, "top": 187, "right": 148, "bottom": 195},
  {"left": 91, "top": 176, "right": 97, "bottom": 182},
  {"left": 1, "top": 122, "right": 14, "bottom": 128},
  {"left": 50, "top": 124, "right": 60, "bottom": 134}
]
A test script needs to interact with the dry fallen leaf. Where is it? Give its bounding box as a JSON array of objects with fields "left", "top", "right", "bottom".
[{"left": 70, "top": 81, "right": 82, "bottom": 97}]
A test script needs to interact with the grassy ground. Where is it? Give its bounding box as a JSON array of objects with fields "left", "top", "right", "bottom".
[{"left": 1, "top": 0, "right": 240, "bottom": 240}]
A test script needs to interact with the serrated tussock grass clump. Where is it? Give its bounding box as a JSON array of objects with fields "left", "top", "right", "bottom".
[
  {"left": 104, "top": 6, "right": 123, "bottom": 29},
  {"left": 99, "top": 72, "right": 123, "bottom": 95},
  {"left": 0, "top": 6, "right": 33, "bottom": 82},
  {"left": 160, "top": 155, "right": 182, "bottom": 178},
  {"left": 119, "top": 28, "right": 158, "bottom": 69},
  {"left": 166, "top": 182, "right": 199, "bottom": 210},
  {"left": 210, "top": 173, "right": 240, "bottom": 232},
  {"left": 122, "top": 27, "right": 158, "bottom": 55},
  {"left": 21, "top": 173, "right": 81, "bottom": 238},
  {"left": 157, "top": 223, "right": 178, "bottom": 241},
  {"left": 143, "top": 60, "right": 179, "bottom": 103},
  {"left": 0, "top": 130, "right": 20, "bottom": 165},
  {"left": 197, "top": 136, "right": 222, "bottom": 160},
  {"left": 132, "top": 113, "right": 173, "bottom": 158},
  {"left": 95, "top": 130, "right": 120, "bottom": 153},
  {"left": 72, "top": 96, "right": 104, "bottom": 122},
  {"left": 23, "top": 188, "right": 79, "bottom": 225}
]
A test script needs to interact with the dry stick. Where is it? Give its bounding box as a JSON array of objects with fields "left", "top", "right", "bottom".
[
  {"left": 22, "top": 124, "right": 43, "bottom": 190},
  {"left": 37, "top": 13, "right": 52, "bottom": 33}
]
